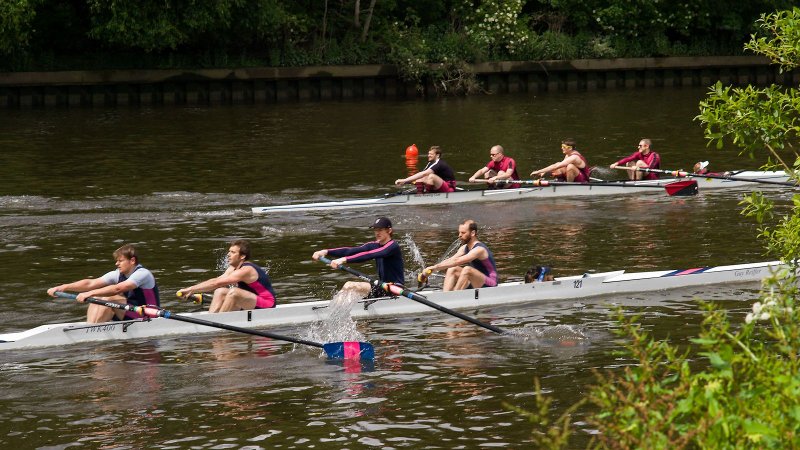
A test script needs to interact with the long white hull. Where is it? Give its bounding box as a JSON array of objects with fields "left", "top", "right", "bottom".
[
  {"left": 0, "top": 261, "right": 782, "bottom": 350},
  {"left": 251, "top": 171, "right": 789, "bottom": 213}
]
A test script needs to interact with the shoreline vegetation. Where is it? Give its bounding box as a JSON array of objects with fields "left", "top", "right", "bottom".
[
  {"left": 3, "top": 1, "right": 795, "bottom": 89},
  {"left": 514, "top": 7, "right": 800, "bottom": 448}
]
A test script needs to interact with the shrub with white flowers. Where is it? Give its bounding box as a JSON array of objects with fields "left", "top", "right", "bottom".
[{"left": 463, "top": 0, "right": 529, "bottom": 55}]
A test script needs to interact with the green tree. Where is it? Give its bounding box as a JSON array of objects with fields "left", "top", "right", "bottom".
[
  {"left": 699, "top": 7, "right": 800, "bottom": 263},
  {"left": 86, "top": 0, "right": 242, "bottom": 51},
  {"left": 0, "top": 0, "right": 38, "bottom": 56},
  {"left": 536, "top": 0, "right": 797, "bottom": 56},
  {"left": 513, "top": 8, "right": 800, "bottom": 448}
]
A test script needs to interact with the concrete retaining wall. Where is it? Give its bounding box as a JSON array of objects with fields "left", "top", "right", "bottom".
[{"left": 0, "top": 56, "right": 795, "bottom": 108}]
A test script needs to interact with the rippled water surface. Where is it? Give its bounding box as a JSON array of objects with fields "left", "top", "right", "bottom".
[{"left": 0, "top": 88, "right": 786, "bottom": 448}]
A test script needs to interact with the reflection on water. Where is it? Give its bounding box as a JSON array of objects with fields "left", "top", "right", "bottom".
[{"left": 0, "top": 89, "right": 782, "bottom": 447}]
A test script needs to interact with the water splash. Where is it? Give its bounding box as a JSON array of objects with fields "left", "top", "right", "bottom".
[
  {"left": 401, "top": 234, "right": 433, "bottom": 288},
  {"left": 436, "top": 239, "right": 462, "bottom": 264},
  {"left": 506, "top": 324, "right": 589, "bottom": 345},
  {"left": 307, "top": 290, "right": 366, "bottom": 345},
  {"left": 402, "top": 234, "right": 426, "bottom": 268},
  {"left": 214, "top": 248, "right": 228, "bottom": 272},
  {"left": 411, "top": 237, "right": 462, "bottom": 289}
]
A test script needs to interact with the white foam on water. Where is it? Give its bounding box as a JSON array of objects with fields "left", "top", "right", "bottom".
[
  {"left": 506, "top": 324, "right": 590, "bottom": 343},
  {"left": 306, "top": 290, "right": 365, "bottom": 344},
  {"left": 403, "top": 235, "right": 426, "bottom": 268}
]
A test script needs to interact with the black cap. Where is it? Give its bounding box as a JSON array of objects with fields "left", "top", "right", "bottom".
[{"left": 369, "top": 217, "right": 392, "bottom": 228}]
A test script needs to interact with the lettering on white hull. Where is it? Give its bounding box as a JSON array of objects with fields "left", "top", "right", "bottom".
[
  {"left": 735, "top": 268, "right": 763, "bottom": 278},
  {"left": 84, "top": 324, "right": 120, "bottom": 334}
]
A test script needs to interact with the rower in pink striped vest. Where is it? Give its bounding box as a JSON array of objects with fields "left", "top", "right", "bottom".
[{"left": 178, "top": 239, "right": 277, "bottom": 313}]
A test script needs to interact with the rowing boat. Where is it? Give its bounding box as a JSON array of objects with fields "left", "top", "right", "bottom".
[
  {"left": 251, "top": 171, "right": 789, "bottom": 213},
  {"left": 0, "top": 260, "right": 781, "bottom": 350}
]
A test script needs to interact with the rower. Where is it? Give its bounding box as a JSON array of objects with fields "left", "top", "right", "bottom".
[
  {"left": 177, "top": 239, "right": 277, "bottom": 313},
  {"left": 694, "top": 161, "right": 710, "bottom": 174},
  {"left": 469, "top": 145, "right": 521, "bottom": 188},
  {"left": 524, "top": 265, "right": 554, "bottom": 283},
  {"left": 530, "top": 139, "right": 592, "bottom": 183},
  {"left": 609, "top": 138, "right": 661, "bottom": 180},
  {"left": 395, "top": 145, "right": 457, "bottom": 193},
  {"left": 46, "top": 244, "right": 160, "bottom": 323},
  {"left": 693, "top": 160, "right": 730, "bottom": 177},
  {"left": 424, "top": 220, "right": 498, "bottom": 292},
  {"left": 312, "top": 217, "right": 404, "bottom": 298}
]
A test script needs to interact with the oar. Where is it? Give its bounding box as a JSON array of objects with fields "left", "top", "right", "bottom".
[
  {"left": 318, "top": 257, "right": 506, "bottom": 334},
  {"left": 416, "top": 239, "right": 463, "bottom": 288},
  {"left": 631, "top": 167, "right": 799, "bottom": 187},
  {"left": 493, "top": 178, "right": 698, "bottom": 196},
  {"left": 53, "top": 292, "right": 374, "bottom": 360},
  {"left": 384, "top": 187, "right": 418, "bottom": 198},
  {"left": 176, "top": 291, "right": 213, "bottom": 304}
]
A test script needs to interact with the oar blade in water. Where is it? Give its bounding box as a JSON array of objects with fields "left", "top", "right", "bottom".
[
  {"left": 55, "top": 291, "right": 376, "bottom": 361},
  {"left": 323, "top": 342, "right": 375, "bottom": 360},
  {"left": 665, "top": 179, "right": 698, "bottom": 196}
]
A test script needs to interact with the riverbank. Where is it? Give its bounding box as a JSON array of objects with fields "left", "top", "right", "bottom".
[{"left": 0, "top": 56, "right": 794, "bottom": 108}]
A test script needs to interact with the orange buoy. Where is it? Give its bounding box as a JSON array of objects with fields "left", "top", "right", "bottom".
[
  {"left": 405, "top": 156, "right": 418, "bottom": 177},
  {"left": 405, "top": 144, "right": 419, "bottom": 176}
]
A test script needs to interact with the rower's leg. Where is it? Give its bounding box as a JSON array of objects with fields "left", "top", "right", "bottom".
[
  {"left": 341, "top": 281, "right": 371, "bottom": 298},
  {"left": 219, "top": 288, "right": 257, "bottom": 312},
  {"left": 208, "top": 287, "right": 229, "bottom": 313},
  {"left": 443, "top": 267, "right": 462, "bottom": 291},
  {"left": 426, "top": 173, "right": 444, "bottom": 191},
  {"left": 626, "top": 161, "right": 639, "bottom": 180},
  {"left": 455, "top": 266, "right": 485, "bottom": 290},
  {"left": 86, "top": 302, "right": 119, "bottom": 323},
  {"left": 564, "top": 165, "right": 579, "bottom": 182}
]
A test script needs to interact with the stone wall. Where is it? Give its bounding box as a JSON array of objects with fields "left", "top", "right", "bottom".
[{"left": 0, "top": 56, "right": 795, "bottom": 108}]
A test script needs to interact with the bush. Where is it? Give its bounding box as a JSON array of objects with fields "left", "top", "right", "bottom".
[{"left": 510, "top": 8, "right": 800, "bottom": 448}]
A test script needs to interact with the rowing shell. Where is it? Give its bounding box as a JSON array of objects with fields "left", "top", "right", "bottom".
[
  {"left": 251, "top": 171, "right": 789, "bottom": 214},
  {"left": 0, "top": 261, "right": 782, "bottom": 351}
]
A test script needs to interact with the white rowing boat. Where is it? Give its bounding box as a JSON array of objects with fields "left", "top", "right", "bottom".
[
  {"left": 0, "top": 260, "right": 782, "bottom": 350},
  {"left": 251, "top": 171, "right": 790, "bottom": 213}
]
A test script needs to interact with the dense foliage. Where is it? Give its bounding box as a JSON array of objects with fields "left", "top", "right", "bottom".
[
  {"left": 1, "top": 0, "right": 795, "bottom": 73},
  {"left": 513, "top": 8, "right": 800, "bottom": 449}
]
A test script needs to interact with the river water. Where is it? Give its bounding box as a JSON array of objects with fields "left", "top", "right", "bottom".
[{"left": 0, "top": 88, "right": 786, "bottom": 448}]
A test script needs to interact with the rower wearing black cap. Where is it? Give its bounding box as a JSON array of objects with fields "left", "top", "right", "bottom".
[{"left": 312, "top": 217, "right": 405, "bottom": 298}]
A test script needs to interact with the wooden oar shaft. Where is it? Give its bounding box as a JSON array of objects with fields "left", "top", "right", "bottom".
[
  {"left": 54, "top": 291, "right": 323, "bottom": 348},
  {"left": 319, "top": 258, "right": 505, "bottom": 334}
]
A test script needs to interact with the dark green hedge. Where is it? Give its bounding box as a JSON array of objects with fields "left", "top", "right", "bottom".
[{"left": 2, "top": 0, "right": 794, "bottom": 71}]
